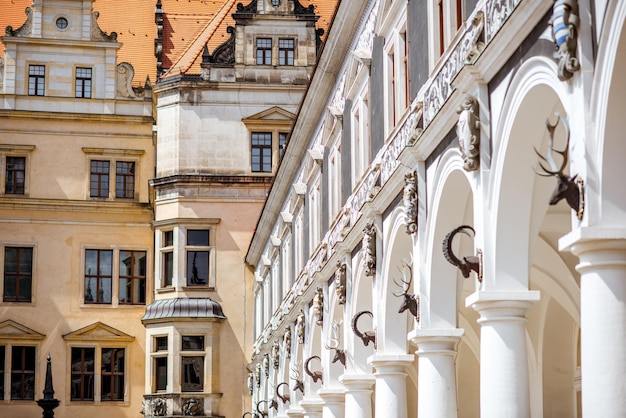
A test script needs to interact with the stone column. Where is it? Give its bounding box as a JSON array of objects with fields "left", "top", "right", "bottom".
[
  {"left": 408, "top": 328, "right": 464, "bottom": 418},
  {"left": 318, "top": 388, "right": 345, "bottom": 418},
  {"left": 339, "top": 374, "right": 375, "bottom": 418},
  {"left": 466, "top": 291, "right": 539, "bottom": 418},
  {"left": 561, "top": 231, "right": 626, "bottom": 418},
  {"left": 286, "top": 406, "right": 305, "bottom": 418},
  {"left": 367, "top": 354, "right": 414, "bottom": 418},
  {"left": 300, "top": 398, "right": 323, "bottom": 418}
]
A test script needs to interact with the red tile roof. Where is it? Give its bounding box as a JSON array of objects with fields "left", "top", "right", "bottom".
[{"left": 0, "top": 0, "right": 338, "bottom": 85}]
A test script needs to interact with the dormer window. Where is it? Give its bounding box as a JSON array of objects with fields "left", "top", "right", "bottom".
[
  {"left": 28, "top": 65, "right": 45, "bottom": 96},
  {"left": 278, "top": 39, "right": 295, "bottom": 66},
  {"left": 256, "top": 38, "right": 272, "bottom": 65}
]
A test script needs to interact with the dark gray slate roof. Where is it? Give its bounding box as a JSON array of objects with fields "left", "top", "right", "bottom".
[{"left": 142, "top": 298, "right": 227, "bottom": 322}]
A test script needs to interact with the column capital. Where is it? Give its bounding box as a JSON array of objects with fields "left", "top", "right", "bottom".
[
  {"left": 286, "top": 406, "right": 305, "bottom": 418},
  {"left": 317, "top": 387, "right": 345, "bottom": 403},
  {"left": 466, "top": 290, "right": 539, "bottom": 321},
  {"left": 339, "top": 373, "right": 375, "bottom": 390},
  {"left": 408, "top": 328, "right": 464, "bottom": 354},
  {"left": 367, "top": 353, "right": 414, "bottom": 373},
  {"left": 300, "top": 397, "right": 324, "bottom": 415},
  {"left": 560, "top": 226, "right": 626, "bottom": 254}
]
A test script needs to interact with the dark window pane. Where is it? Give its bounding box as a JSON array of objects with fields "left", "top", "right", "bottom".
[
  {"left": 155, "top": 357, "right": 167, "bottom": 391},
  {"left": 186, "top": 251, "right": 209, "bottom": 285},
  {"left": 90, "top": 160, "right": 109, "bottom": 198},
  {"left": 75, "top": 67, "right": 92, "bottom": 99},
  {"left": 119, "top": 250, "right": 146, "bottom": 304},
  {"left": 101, "top": 348, "right": 124, "bottom": 401},
  {"left": 182, "top": 336, "right": 204, "bottom": 351},
  {"left": 251, "top": 132, "right": 272, "bottom": 172},
  {"left": 0, "top": 346, "right": 4, "bottom": 400},
  {"left": 155, "top": 337, "right": 168, "bottom": 351},
  {"left": 11, "top": 346, "right": 35, "bottom": 400},
  {"left": 164, "top": 231, "right": 173, "bottom": 247},
  {"left": 6, "top": 156, "right": 26, "bottom": 194},
  {"left": 163, "top": 252, "right": 173, "bottom": 287},
  {"left": 3, "top": 247, "right": 32, "bottom": 302},
  {"left": 115, "top": 161, "right": 135, "bottom": 198},
  {"left": 181, "top": 356, "right": 203, "bottom": 392},
  {"left": 71, "top": 347, "right": 95, "bottom": 401},
  {"left": 84, "top": 249, "right": 112, "bottom": 304},
  {"left": 187, "top": 230, "right": 209, "bottom": 246},
  {"left": 28, "top": 65, "right": 45, "bottom": 96}
]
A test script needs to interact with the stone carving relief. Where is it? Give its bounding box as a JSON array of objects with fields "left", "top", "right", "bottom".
[
  {"left": 363, "top": 222, "right": 376, "bottom": 276},
  {"left": 551, "top": 0, "right": 580, "bottom": 81},
  {"left": 182, "top": 398, "right": 202, "bottom": 416},
  {"left": 403, "top": 171, "right": 418, "bottom": 234},
  {"left": 263, "top": 353, "right": 270, "bottom": 378},
  {"left": 255, "top": 363, "right": 262, "bottom": 387},
  {"left": 141, "top": 397, "right": 167, "bottom": 416},
  {"left": 335, "top": 261, "right": 347, "bottom": 305},
  {"left": 313, "top": 287, "right": 324, "bottom": 326},
  {"left": 91, "top": 11, "right": 118, "bottom": 41},
  {"left": 247, "top": 372, "right": 254, "bottom": 395},
  {"left": 117, "top": 62, "right": 139, "bottom": 98},
  {"left": 456, "top": 95, "right": 481, "bottom": 171},
  {"left": 486, "top": 0, "right": 520, "bottom": 42},
  {"left": 284, "top": 327, "right": 292, "bottom": 358},
  {"left": 296, "top": 310, "right": 305, "bottom": 344},
  {"left": 5, "top": 7, "right": 32, "bottom": 37},
  {"left": 271, "top": 340, "right": 280, "bottom": 370}
]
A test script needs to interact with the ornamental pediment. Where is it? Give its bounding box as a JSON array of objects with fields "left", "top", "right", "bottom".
[
  {"left": 0, "top": 320, "right": 45, "bottom": 341},
  {"left": 243, "top": 106, "right": 295, "bottom": 123},
  {"left": 63, "top": 321, "right": 134, "bottom": 342}
]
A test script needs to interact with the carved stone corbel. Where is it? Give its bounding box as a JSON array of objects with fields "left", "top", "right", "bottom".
[
  {"left": 247, "top": 372, "right": 254, "bottom": 395},
  {"left": 403, "top": 171, "right": 418, "bottom": 234},
  {"left": 295, "top": 311, "right": 305, "bottom": 344},
  {"left": 271, "top": 340, "right": 280, "bottom": 370},
  {"left": 263, "top": 353, "right": 270, "bottom": 378},
  {"left": 363, "top": 222, "right": 376, "bottom": 276},
  {"left": 255, "top": 363, "right": 262, "bottom": 388},
  {"left": 313, "top": 287, "right": 324, "bottom": 326},
  {"left": 335, "top": 261, "right": 346, "bottom": 304},
  {"left": 456, "top": 95, "right": 480, "bottom": 172},
  {"left": 551, "top": 0, "right": 580, "bottom": 81},
  {"left": 283, "top": 328, "right": 292, "bottom": 359}
]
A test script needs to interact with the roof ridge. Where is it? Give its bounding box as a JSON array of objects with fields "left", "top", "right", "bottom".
[{"left": 163, "top": 0, "right": 237, "bottom": 77}]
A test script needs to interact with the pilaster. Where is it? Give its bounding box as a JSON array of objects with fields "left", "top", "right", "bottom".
[
  {"left": 339, "top": 374, "right": 375, "bottom": 418},
  {"left": 368, "top": 354, "right": 414, "bottom": 418},
  {"left": 317, "top": 388, "right": 345, "bottom": 418}
]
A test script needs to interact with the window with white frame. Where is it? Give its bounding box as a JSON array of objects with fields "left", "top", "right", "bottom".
[
  {"left": 161, "top": 230, "right": 174, "bottom": 288},
  {"left": 351, "top": 89, "right": 370, "bottom": 188},
  {"left": 185, "top": 229, "right": 212, "bottom": 287},
  {"left": 271, "top": 257, "right": 281, "bottom": 315},
  {"left": 293, "top": 211, "right": 304, "bottom": 275},
  {"left": 281, "top": 233, "right": 292, "bottom": 298},
  {"left": 308, "top": 177, "right": 322, "bottom": 251},
  {"left": 385, "top": 29, "right": 408, "bottom": 132},
  {"left": 152, "top": 336, "right": 169, "bottom": 392},
  {"left": 83, "top": 247, "right": 147, "bottom": 305},
  {"left": 181, "top": 336, "right": 204, "bottom": 392},
  {"left": 254, "top": 287, "right": 263, "bottom": 339},
  {"left": 83, "top": 148, "right": 143, "bottom": 200}
]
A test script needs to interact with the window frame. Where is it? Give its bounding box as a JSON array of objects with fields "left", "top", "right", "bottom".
[
  {"left": 82, "top": 148, "right": 144, "bottom": 201},
  {"left": 81, "top": 246, "right": 150, "bottom": 307},
  {"left": 278, "top": 38, "right": 295, "bottom": 66},
  {"left": 256, "top": 37, "right": 273, "bottom": 65},
  {"left": 65, "top": 343, "right": 129, "bottom": 404},
  {"left": 2, "top": 246, "right": 34, "bottom": 303},
  {"left": 0, "top": 145, "right": 34, "bottom": 197},
  {"left": 27, "top": 64, "right": 45, "bottom": 96},
  {"left": 115, "top": 161, "right": 136, "bottom": 199},
  {"left": 251, "top": 132, "right": 273, "bottom": 173},
  {"left": 118, "top": 249, "right": 147, "bottom": 305},
  {"left": 0, "top": 243, "right": 36, "bottom": 305},
  {"left": 184, "top": 229, "right": 213, "bottom": 288},
  {"left": 75, "top": 67, "right": 93, "bottom": 99}
]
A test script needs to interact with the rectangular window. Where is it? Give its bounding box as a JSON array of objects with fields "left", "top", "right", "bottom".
[
  {"left": 251, "top": 132, "right": 272, "bottom": 173},
  {"left": 115, "top": 162, "right": 135, "bottom": 199},
  {"left": 256, "top": 38, "right": 272, "bottom": 65},
  {"left": 3, "top": 247, "right": 33, "bottom": 303},
  {"left": 75, "top": 67, "right": 92, "bottom": 99},
  {"left": 186, "top": 230, "right": 210, "bottom": 286},
  {"left": 71, "top": 347, "right": 95, "bottom": 401},
  {"left": 118, "top": 250, "right": 146, "bottom": 305},
  {"left": 5, "top": 156, "right": 25, "bottom": 195},
  {"left": 90, "top": 160, "right": 110, "bottom": 198},
  {"left": 279, "top": 132, "right": 288, "bottom": 159},
  {"left": 163, "top": 231, "right": 173, "bottom": 287},
  {"left": 155, "top": 357, "right": 167, "bottom": 392},
  {"left": 155, "top": 336, "right": 168, "bottom": 352},
  {"left": 181, "top": 356, "right": 204, "bottom": 392},
  {"left": 182, "top": 336, "right": 205, "bottom": 351},
  {"left": 11, "top": 346, "right": 35, "bottom": 400},
  {"left": 101, "top": 348, "right": 124, "bottom": 401},
  {"left": 28, "top": 65, "right": 45, "bottom": 96},
  {"left": 278, "top": 38, "right": 295, "bottom": 65},
  {"left": 84, "top": 249, "right": 112, "bottom": 304}
]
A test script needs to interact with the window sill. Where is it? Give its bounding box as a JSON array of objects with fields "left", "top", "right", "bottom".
[
  {"left": 182, "top": 286, "right": 215, "bottom": 292},
  {"left": 156, "top": 287, "right": 176, "bottom": 294}
]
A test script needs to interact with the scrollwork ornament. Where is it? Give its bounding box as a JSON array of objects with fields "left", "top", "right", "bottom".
[
  {"left": 456, "top": 95, "right": 481, "bottom": 171},
  {"left": 363, "top": 222, "right": 376, "bottom": 276},
  {"left": 255, "top": 363, "right": 262, "bottom": 388},
  {"left": 263, "top": 353, "right": 270, "bottom": 378},
  {"left": 247, "top": 372, "right": 254, "bottom": 395},
  {"left": 403, "top": 171, "right": 418, "bottom": 234},
  {"left": 313, "top": 287, "right": 324, "bottom": 326},
  {"left": 551, "top": 0, "right": 580, "bottom": 81}
]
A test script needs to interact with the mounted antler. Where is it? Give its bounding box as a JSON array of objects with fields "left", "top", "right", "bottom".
[
  {"left": 324, "top": 320, "right": 346, "bottom": 366},
  {"left": 392, "top": 259, "right": 419, "bottom": 320},
  {"left": 290, "top": 363, "right": 304, "bottom": 394},
  {"left": 351, "top": 311, "right": 376, "bottom": 348},
  {"left": 276, "top": 382, "right": 290, "bottom": 404},
  {"left": 534, "top": 113, "right": 581, "bottom": 215},
  {"left": 442, "top": 225, "right": 480, "bottom": 279},
  {"left": 256, "top": 400, "right": 269, "bottom": 418},
  {"left": 242, "top": 412, "right": 261, "bottom": 418},
  {"left": 304, "top": 356, "right": 323, "bottom": 384}
]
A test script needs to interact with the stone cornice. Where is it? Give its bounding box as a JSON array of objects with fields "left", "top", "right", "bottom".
[{"left": 150, "top": 174, "right": 273, "bottom": 187}]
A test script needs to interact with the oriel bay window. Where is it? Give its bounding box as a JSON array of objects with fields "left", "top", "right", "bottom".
[
  {"left": 153, "top": 336, "right": 168, "bottom": 392},
  {"left": 186, "top": 230, "right": 211, "bottom": 286},
  {"left": 181, "top": 336, "right": 204, "bottom": 392}
]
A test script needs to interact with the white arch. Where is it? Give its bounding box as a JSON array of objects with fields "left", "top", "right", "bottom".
[{"left": 489, "top": 56, "right": 570, "bottom": 290}]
